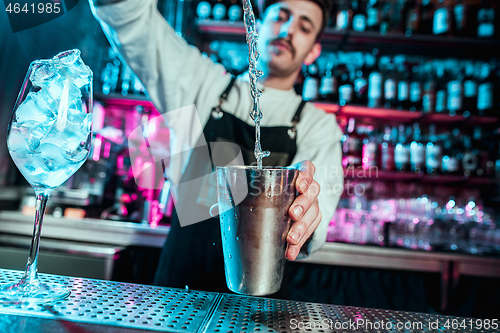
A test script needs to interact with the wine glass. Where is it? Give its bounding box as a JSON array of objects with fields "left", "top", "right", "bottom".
[{"left": 0, "top": 49, "right": 93, "bottom": 304}]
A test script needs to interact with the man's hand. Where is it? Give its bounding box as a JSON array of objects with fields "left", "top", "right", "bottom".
[{"left": 286, "top": 160, "right": 321, "bottom": 261}]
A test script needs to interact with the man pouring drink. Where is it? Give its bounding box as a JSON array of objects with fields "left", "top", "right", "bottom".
[{"left": 89, "top": 0, "right": 343, "bottom": 296}]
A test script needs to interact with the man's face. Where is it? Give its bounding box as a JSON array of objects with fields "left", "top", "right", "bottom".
[{"left": 257, "top": 0, "right": 323, "bottom": 78}]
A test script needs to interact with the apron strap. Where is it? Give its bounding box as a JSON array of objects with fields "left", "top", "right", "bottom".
[
  {"left": 288, "top": 99, "right": 306, "bottom": 139},
  {"left": 220, "top": 75, "right": 237, "bottom": 101},
  {"left": 292, "top": 99, "right": 307, "bottom": 123},
  {"left": 213, "top": 75, "right": 237, "bottom": 119}
]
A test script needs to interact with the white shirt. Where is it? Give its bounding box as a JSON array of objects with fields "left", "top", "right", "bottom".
[{"left": 90, "top": 0, "right": 344, "bottom": 255}]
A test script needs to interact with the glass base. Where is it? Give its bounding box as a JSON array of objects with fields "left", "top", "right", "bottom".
[{"left": 0, "top": 281, "right": 70, "bottom": 305}]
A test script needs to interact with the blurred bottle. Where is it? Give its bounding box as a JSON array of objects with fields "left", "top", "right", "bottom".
[
  {"left": 212, "top": 0, "right": 226, "bottom": 21},
  {"left": 472, "top": 126, "right": 489, "bottom": 177},
  {"left": 352, "top": 0, "right": 367, "bottom": 32},
  {"left": 435, "top": 62, "right": 448, "bottom": 113},
  {"left": 380, "top": 125, "right": 396, "bottom": 171},
  {"left": 395, "top": 124, "right": 411, "bottom": 172},
  {"left": 353, "top": 57, "right": 369, "bottom": 105},
  {"left": 420, "top": 0, "right": 435, "bottom": 34},
  {"left": 391, "top": 0, "right": 406, "bottom": 34},
  {"left": 477, "top": 62, "right": 494, "bottom": 116},
  {"left": 410, "top": 123, "right": 425, "bottom": 174},
  {"left": 367, "top": 50, "right": 383, "bottom": 108},
  {"left": 476, "top": 0, "right": 496, "bottom": 38},
  {"left": 336, "top": 0, "right": 353, "bottom": 30},
  {"left": 422, "top": 62, "right": 436, "bottom": 114},
  {"left": 452, "top": 0, "right": 471, "bottom": 37},
  {"left": 302, "top": 62, "right": 320, "bottom": 101},
  {"left": 463, "top": 61, "right": 478, "bottom": 116},
  {"left": 404, "top": 0, "right": 420, "bottom": 36},
  {"left": 366, "top": 0, "right": 381, "bottom": 32},
  {"left": 433, "top": 0, "right": 452, "bottom": 36},
  {"left": 397, "top": 62, "right": 411, "bottom": 110},
  {"left": 409, "top": 64, "right": 423, "bottom": 111},
  {"left": 426, "top": 124, "right": 442, "bottom": 175},
  {"left": 379, "top": 0, "right": 393, "bottom": 35},
  {"left": 446, "top": 65, "right": 464, "bottom": 116},
  {"left": 362, "top": 126, "right": 379, "bottom": 170},
  {"left": 442, "top": 128, "right": 463, "bottom": 175},
  {"left": 227, "top": 0, "right": 242, "bottom": 23},
  {"left": 196, "top": 1, "right": 212, "bottom": 20},
  {"left": 383, "top": 59, "right": 398, "bottom": 109},
  {"left": 338, "top": 64, "right": 354, "bottom": 106},
  {"left": 342, "top": 118, "right": 363, "bottom": 168},
  {"left": 462, "top": 134, "right": 479, "bottom": 177},
  {"left": 319, "top": 57, "right": 338, "bottom": 102}
]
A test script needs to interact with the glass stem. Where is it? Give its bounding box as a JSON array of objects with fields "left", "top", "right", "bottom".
[{"left": 22, "top": 192, "right": 50, "bottom": 285}]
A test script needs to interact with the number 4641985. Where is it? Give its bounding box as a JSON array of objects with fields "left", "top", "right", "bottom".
[
  {"left": 6, "top": 2, "right": 61, "bottom": 14},
  {"left": 444, "top": 319, "right": 498, "bottom": 330}
]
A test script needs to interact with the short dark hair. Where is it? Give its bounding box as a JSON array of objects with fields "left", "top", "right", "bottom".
[{"left": 261, "top": 0, "right": 331, "bottom": 40}]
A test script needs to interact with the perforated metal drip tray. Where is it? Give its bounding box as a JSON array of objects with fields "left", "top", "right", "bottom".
[
  {"left": 0, "top": 269, "right": 494, "bottom": 333},
  {"left": 0, "top": 269, "right": 218, "bottom": 332},
  {"left": 202, "top": 294, "right": 493, "bottom": 333}
]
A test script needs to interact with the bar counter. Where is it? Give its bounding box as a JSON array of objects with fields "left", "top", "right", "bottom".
[{"left": 0, "top": 269, "right": 492, "bottom": 333}]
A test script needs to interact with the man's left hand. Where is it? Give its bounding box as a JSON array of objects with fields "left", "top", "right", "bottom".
[{"left": 286, "top": 160, "right": 321, "bottom": 260}]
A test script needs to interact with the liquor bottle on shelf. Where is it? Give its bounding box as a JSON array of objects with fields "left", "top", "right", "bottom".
[
  {"left": 395, "top": 125, "right": 411, "bottom": 172},
  {"left": 425, "top": 124, "right": 442, "bottom": 175},
  {"left": 336, "top": 0, "right": 353, "bottom": 31},
  {"left": 352, "top": 0, "right": 367, "bottom": 32},
  {"left": 420, "top": 0, "right": 435, "bottom": 34},
  {"left": 380, "top": 125, "right": 396, "bottom": 171},
  {"left": 461, "top": 61, "right": 478, "bottom": 117},
  {"left": 409, "top": 64, "right": 423, "bottom": 111},
  {"left": 476, "top": 0, "right": 496, "bottom": 38},
  {"left": 342, "top": 118, "right": 363, "bottom": 169},
  {"left": 338, "top": 64, "right": 354, "bottom": 106},
  {"left": 383, "top": 59, "right": 398, "bottom": 109},
  {"left": 422, "top": 62, "right": 436, "bottom": 114},
  {"left": 319, "top": 57, "right": 338, "bottom": 102},
  {"left": 462, "top": 135, "right": 479, "bottom": 178},
  {"left": 366, "top": 0, "right": 381, "bottom": 32},
  {"left": 410, "top": 123, "right": 425, "bottom": 174},
  {"left": 362, "top": 126, "right": 379, "bottom": 170},
  {"left": 196, "top": 1, "right": 212, "bottom": 21},
  {"left": 442, "top": 128, "right": 463, "bottom": 175},
  {"left": 227, "top": 0, "right": 242, "bottom": 23},
  {"left": 446, "top": 65, "right": 464, "bottom": 116},
  {"left": 302, "top": 62, "right": 320, "bottom": 101},
  {"left": 452, "top": 0, "right": 470, "bottom": 37},
  {"left": 472, "top": 126, "right": 489, "bottom": 177},
  {"left": 433, "top": 0, "right": 452, "bottom": 36},
  {"left": 212, "top": 0, "right": 227, "bottom": 21},
  {"left": 353, "top": 57, "right": 369, "bottom": 106},
  {"left": 434, "top": 62, "right": 448, "bottom": 113},
  {"left": 391, "top": 0, "right": 406, "bottom": 34},
  {"left": 404, "top": 0, "right": 420, "bottom": 36},
  {"left": 477, "top": 62, "right": 494, "bottom": 116},
  {"left": 367, "top": 50, "right": 383, "bottom": 108},
  {"left": 379, "top": 0, "right": 393, "bottom": 35},
  {"left": 397, "top": 62, "right": 411, "bottom": 111}
]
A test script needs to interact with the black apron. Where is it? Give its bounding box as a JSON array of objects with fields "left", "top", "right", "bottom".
[{"left": 153, "top": 77, "right": 306, "bottom": 296}]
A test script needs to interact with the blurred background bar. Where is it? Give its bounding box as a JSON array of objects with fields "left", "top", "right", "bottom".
[{"left": 0, "top": 0, "right": 499, "bottom": 320}]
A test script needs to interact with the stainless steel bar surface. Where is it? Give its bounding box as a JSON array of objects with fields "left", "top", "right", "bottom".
[{"left": 0, "top": 269, "right": 495, "bottom": 333}]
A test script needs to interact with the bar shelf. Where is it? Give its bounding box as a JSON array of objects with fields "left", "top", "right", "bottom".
[
  {"left": 344, "top": 170, "right": 494, "bottom": 185},
  {"left": 196, "top": 20, "right": 500, "bottom": 59}
]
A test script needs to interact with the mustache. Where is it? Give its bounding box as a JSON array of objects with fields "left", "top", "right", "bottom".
[{"left": 270, "top": 38, "right": 295, "bottom": 58}]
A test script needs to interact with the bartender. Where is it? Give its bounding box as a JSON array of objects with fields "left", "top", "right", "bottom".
[{"left": 89, "top": 0, "right": 343, "bottom": 295}]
